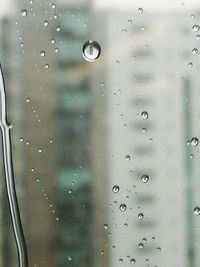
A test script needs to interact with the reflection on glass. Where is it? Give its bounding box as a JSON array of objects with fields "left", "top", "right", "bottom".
[{"left": 0, "top": 1, "right": 200, "bottom": 267}]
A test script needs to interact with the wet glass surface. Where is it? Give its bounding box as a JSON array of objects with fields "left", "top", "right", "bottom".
[{"left": 0, "top": 1, "right": 200, "bottom": 267}]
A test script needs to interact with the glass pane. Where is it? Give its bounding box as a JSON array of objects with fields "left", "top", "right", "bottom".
[{"left": 0, "top": 1, "right": 200, "bottom": 267}]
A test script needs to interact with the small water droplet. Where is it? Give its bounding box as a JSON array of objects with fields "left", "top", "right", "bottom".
[
  {"left": 190, "top": 154, "right": 194, "bottom": 159},
  {"left": 21, "top": 9, "right": 27, "bottom": 16},
  {"left": 51, "top": 3, "right": 56, "bottom": 9},
  {"left": 56, "top": 26, "right": 61, "bottom": 32},
  {"left": 138, "top": 212, "right": 144, "bottom": 220},
  {"left": 128, "top": 19, "right": 132, "bottom": 24},
  {"left": 19, "top": 137, "right": 24, "bottom": 142},
  {"left": 130, "top": 258, "right": 136, "bottom": 264},
  {"left": 141, "top": 174, "right": 149, "bottom": 183},
  {"left": 125, "top": 155, "right": 131, "bottom": 161},
  {"left": 191, "top": 137, "right": 199, "bottom": 146},
  {"left": 82, "top": 40, "right": 101, "bottom": 62},
  {"left": 104, "top": 224, "right": 108, "bottom": 229},
  {"left": 192, "top": 24, "right": 200, "bottom": 32},
  {"left": 138, "top": 7, "right": 143, "bottom": 14},
  {"left": 192, "top": 48, "right": 198, "bottom": 54},
  {"left": 119, "top": 204, "right": 127, "bottom": 211},
  {"left": 45, "top": 64, "right": 49, "bottom": 69},
  {"left": 139, "top": 243, "right": 144, "bottom": 248},
  {"left": 141, "top": 111, "right": 148, "bottom": 120},
  {"left": 40, "top": 50, "right": 46, "bottom": 57},
  {"left": 112, "top": 185, "right": 120, "bottom": 193},
  {"left": 122, "top": 29, "right": 127, "bottom": 34},
  {"left": 36, "top": 178, "right": 40, "bottom": 183},
  {"left": 51, "top": 39, "right": 56, "bottom": 44},
  {"left": 194, "top": 206, "right": 200, "bottom": 215},
  {"left": 44, "top": 20, "right": 49, "bottom": 27},
  {"left": 38, "top": 148, "right": 43, "bottom": 153},
  {"left": 188, "top": 62, "right": 193, "bottom": 68}
]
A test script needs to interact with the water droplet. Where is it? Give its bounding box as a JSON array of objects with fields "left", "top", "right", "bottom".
[
  {"left": 112, "top": 185, "right": 120, "bottom": 193},
  {"left": 138, "top": 7, "right": 143, "bottom": 14},
  {"left": 125, "top": 155, "right": 131, "bottom": 161},
  {"left": 82, "top": 40, "right": 101, "bottom": 62},
  {"left": 36, "top": 178, "right": 40, "bottom": 183},
  {"left": 45, "top": 64, "right": 49, "bottom": 69},
  {"left": 141, "top": 174, "right": 149, "bottom": 183},
  {"left": 19, "top": 137, "right": 24, "bottom": 142},
  {"left": 138, "top": 212, "right": 144, "bottom": 220},
  {"left": 188, "top": 62, "right": 193, "bottom": 68},
  {"left": 44, "top": 20, "right": 49, "bottom": 27},
  {"left": 157, "top": 247, "right": 161, "bottom": 251},
  {"left": 119, "top": 258, "right": 124, "bottom": 263},
  {"left": 51, "top": 3, "right": 56, "bottom": 9},
  {"left": 122, "top": 29, "right": 127, "bottom": 34},
  {"left": 130, "top": 258, "right": 136, "bottom": 264},
  {"left": 194, "top": 206, "right": 200, "bottom": 215},
  {"left": 119, "top": 204, "right": 127, "bottom": 211},
  {"left": 21, "top": 9, "right": 27, "bottom": 16},
  {"left": 142, "top": 237, "right": 147, "bottom": 242},
  {"left": 55, "top": 47, "right": 59, "bottom": 53},
  {"left": 38, "top": 148, "right": 43, "bottom": 153},
  {"left": 192, "top": 24, "right": 200, "bottom": 32},
  {"left": 191, "top": 137, "right": 199, "bottom": 146},
  {"left": 56, "top": 26, "right": 61, "bottom": 32},
  {"left": 141, "top": 111, "right": 148, "bottom": 120},
  {"left": 192, "top": 48, "right": 198, "bottom": 54},
  {"left": 187, "top": 140, "right": 191, "bottom": 146},
  {"left": 104, "top": 224, "right": 108, "bottom": 229},
  {"left": 142, "top": 127, "right": 147, "bottom": 133},
  {"left": 26, "top": 97, "right": 30, "bottom": 103},
  {"left": 128, "top": 19, "right": 132, "bottom": 24},
  {"left": 138, "top": 243, "right": 144, "bottom": 248},
  {"left": 51, "top": 39, "right": 56, "bottom": 44},
  {"left": 40, "top": 50, "right": 46, "bottom": 57}
]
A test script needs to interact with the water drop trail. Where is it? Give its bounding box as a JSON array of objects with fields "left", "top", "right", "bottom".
[{"left": 0, "top": 64, "right": 28, "bottom": 267}]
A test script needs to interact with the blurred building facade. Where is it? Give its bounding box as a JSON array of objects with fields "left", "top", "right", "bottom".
[{"left": 91, "top": 8, "right": 200, "bottom": 267}]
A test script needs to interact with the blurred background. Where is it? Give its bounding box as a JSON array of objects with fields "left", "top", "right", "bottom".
[{"left": 1, "top": 0, "right": 200, "bottom": 267}]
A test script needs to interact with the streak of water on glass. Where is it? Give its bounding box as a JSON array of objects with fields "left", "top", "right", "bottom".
[{"left": 0, "top": 64, "right": 28, "bottom": 267}]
